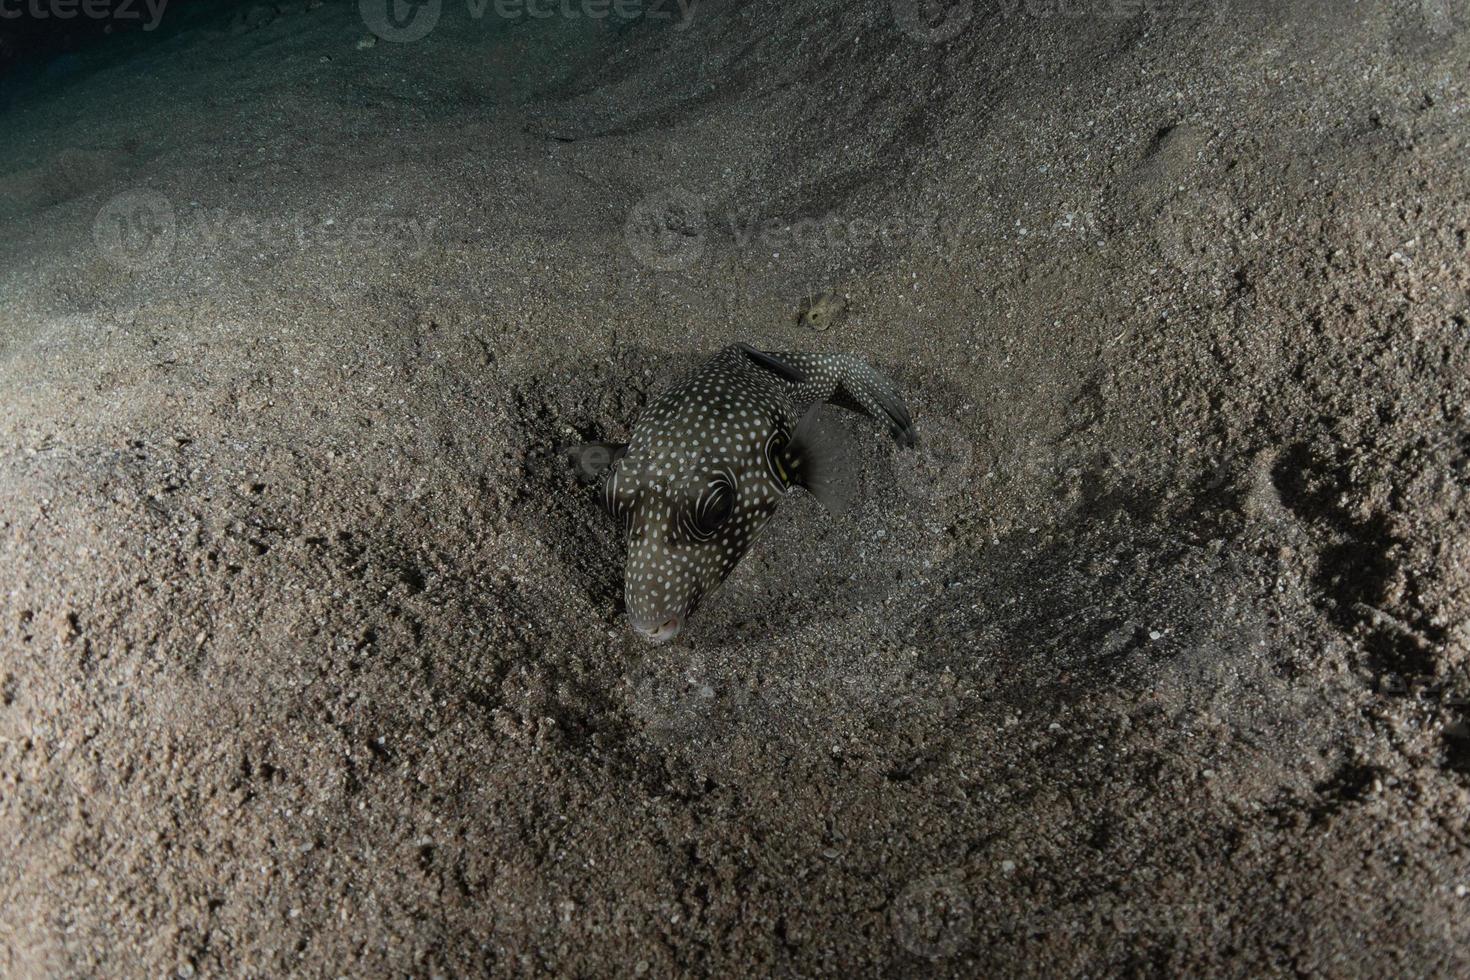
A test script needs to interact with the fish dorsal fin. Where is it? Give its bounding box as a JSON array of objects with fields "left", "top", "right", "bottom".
[
  {"left": 736, "top": 343, "right": 807, "bottom": 385},
  {"left": 780, "top": 405, "right": 854, "bottom": 515}
]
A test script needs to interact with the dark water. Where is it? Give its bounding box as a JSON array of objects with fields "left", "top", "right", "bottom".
[{"left": 0, "top": 0, "right": 638, "bottom": 116}]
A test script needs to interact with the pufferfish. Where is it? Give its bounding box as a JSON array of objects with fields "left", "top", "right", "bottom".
[{"left": 572, "top": 343, "right": 916, "bottom": 642}]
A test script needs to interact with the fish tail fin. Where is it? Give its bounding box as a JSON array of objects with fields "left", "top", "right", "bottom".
[
  {"left": 826, "top": 357, "right": 917, "bottom": 448},
  {"left": 786, "top": 405, "right": 855, "bottom": 515}
]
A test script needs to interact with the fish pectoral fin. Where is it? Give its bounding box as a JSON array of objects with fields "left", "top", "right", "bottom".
[
  {"left": 785, "top": 405, "right": 855, "bottom": 516},
  {"left": 736, "top": 343, "right": 809, "bottom": 385},
  {"left": 565, "top": 441, "right": 627, "bottom": 484}
]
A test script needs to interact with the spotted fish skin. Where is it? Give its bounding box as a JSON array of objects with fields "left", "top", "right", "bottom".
[{"left": 595, "top": 343, "right": 915, "bottom": 642}]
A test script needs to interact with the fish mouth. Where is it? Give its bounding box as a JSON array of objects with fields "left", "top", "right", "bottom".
[{"left": 632, "top": 614, "right": 682, "bottom": 644}]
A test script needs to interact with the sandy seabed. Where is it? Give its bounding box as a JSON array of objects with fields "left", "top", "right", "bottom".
[{"left": 2, "top": 0, "right": 1470, "bottom": 974}]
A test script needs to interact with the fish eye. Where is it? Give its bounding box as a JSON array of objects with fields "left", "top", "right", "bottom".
[{"left": 686, "top": 479, "right": 735, "bottom": 540}]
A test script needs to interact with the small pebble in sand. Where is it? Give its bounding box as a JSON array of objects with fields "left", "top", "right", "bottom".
[
  {"left": 797, "top": 290, "right": 849, "bottom": 332},
  {"left": 1149, "top": 629, "right": 1163, "bottom": 640}
]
